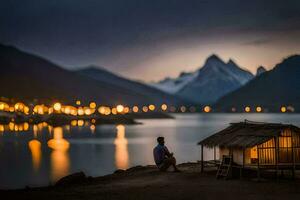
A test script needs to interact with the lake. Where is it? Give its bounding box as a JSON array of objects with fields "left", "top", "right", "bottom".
[{"left": 0, "top": 113, "right": 299, "bottom": 189}]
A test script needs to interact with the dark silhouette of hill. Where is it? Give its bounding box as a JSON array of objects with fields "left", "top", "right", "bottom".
[
  {"left": 76, "top": 66, "right": 189, "bottom": 106},
  {"left": 0, "top": 44, "right": 184, "bottom": 106},
  {"left": 214, "top": 55, "right": 300, "bottom": 112}
]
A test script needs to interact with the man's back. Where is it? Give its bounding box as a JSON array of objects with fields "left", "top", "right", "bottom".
[{"left": 153, "top": 144, "right": 168, "bottom": 166}]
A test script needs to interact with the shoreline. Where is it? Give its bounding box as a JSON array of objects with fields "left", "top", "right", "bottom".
[{"left": 2, "top": 162, "right": 300, "bottom": 200}]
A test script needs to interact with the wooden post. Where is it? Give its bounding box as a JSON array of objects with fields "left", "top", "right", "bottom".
[
  {"left": 275, "top": 136, "right": 279, "bottom": 179},
  {"left": 214, "top": 146, "right": 216, "bottom": 163},
  {"left": 241, "top": 148, "right": 245, "bottom": 179},
  {"left": 257, "top": 145, "right": 261, "bottom": 180},
  {"left": 201, "top": 145, "right": 204, "bottom": 173},
  {"left": 292, "top": 131, "right": 296, "bottom": 179}
]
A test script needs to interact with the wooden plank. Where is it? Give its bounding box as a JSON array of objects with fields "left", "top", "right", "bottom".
[
  {"left": 257, "top": 145, "right": 261, "bottom": 180},
  {"left": 292, "top": 131, "right": 296, "bottom": 179},
  {"left": 201, "top": 145, "right": 204, "bottom": 173}
]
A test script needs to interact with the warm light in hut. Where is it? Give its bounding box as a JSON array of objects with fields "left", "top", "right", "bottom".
[
  {"left": 250, "top": 146, "right": 258, "bottom": 159},
  {"left": 203, "top": 106, "right": 211, "bottom": 113},
  {"left": 161, "top": 104, "right": 167, "bottom": 111},
  {"left": 244, "top": 106, "right": 251, "bottom": 112},
  {"left": 116, "top": 105, "right": 124, "bottom": 113},
  {"left": 132, "top": 106, "right": 139, "bottom": 113}
]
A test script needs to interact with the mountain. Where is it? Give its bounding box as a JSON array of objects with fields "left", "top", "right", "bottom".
[
  {"left": 256, "top": 66, "right": 267, "bottom": 76},
  {"left": 76, "top": 66, "right": 188, "bottom": 105},
  {"left": 0, "top": 44, "right": 183, "bottom": 106},
  {"left": 149, "top": 71, "right": 198, "bottom": 94},
  {"left": 152, "top": 55, "right": 254, "bottom": 104},
  {"left": 214, "top": 55, "right": 300, "bottom": 112}
]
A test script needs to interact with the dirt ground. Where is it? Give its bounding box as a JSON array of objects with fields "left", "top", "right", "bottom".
[{"left": 2, "top": 163, "right": 300, "bottom": 200}]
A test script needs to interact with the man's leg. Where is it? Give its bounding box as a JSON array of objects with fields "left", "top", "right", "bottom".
[
  {"left": 169, "top": 156, "right": 180, "bottom": 172},
  {"left": 160, "top": 157, "right": 180, "bottom": 172}
]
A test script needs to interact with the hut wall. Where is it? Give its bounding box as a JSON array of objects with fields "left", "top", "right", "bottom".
[
  {"left": 219, "top": 147, "right": 243, "bottom": 165},
  {"left": 219, "top": 147, "right": 229, "bottom": 160},
  {"left": 232, "top": 149, "right": 244, "bottom": 165}
]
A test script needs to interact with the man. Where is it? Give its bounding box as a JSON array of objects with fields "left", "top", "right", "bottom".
[{"left": 153, "top": 137, "right": 180, "bottom": 172}]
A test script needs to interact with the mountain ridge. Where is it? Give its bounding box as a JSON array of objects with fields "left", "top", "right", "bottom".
[{"left": 151, "top": 54, "right": 254, "bottom": 104}]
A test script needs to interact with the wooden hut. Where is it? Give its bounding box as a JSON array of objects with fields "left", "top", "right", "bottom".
[{"left": 198, "top": 120, "right": 300, "bottom": 178}]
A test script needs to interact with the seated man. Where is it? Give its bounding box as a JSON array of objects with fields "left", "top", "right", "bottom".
[{"left": 153, "top": 136, "right": 180, "bottom": 172}]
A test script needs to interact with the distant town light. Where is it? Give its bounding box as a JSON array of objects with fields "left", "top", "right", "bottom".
[
  {"left": 76, "top": 100, "right": 81, "bottom": 105},
  {"left": 142, "top": 106, "right": 149, "bottom": 112},
  {"left": 281, "top": 106, "right": 287, "bottom": 113},
  {"left": 132, "top": 106, "right": 139, "bottom": 113},
  {"left": 124, "top": 107, "right": 130, "bottom": 113},
  {"left": 148, "top": 104, "right": 155, "bottom": 111},
  {"left": 112, "top": 107, "right": 117, "bottom": 115},
  {"left": 244, "top": 106, "right": 251, "bottom": 113},
  {"left": 77, "top": 107, "right": 84, "bottom": 116},
  {"left": 256, "top": 106, "right": 262, "bottom": 113},
  {"left": 180, "top": 106, "right": 186, "bottom": 112},
  {"left": 203, "top": 106, "right": 211, "bottom": 113},
  {"left": 90, "top": 125, "right": 96, "bottom": 132},
  {"left": 161, "top": 104, "right": 168, "bottom": 111},
  {"left": 116, "top": 105, "right": 124, "bottom": 113},
  {"left": 53, "top": 102, "right": 62, "bottom": 111},
  {"left": 77, "top": 120, "right": 84, "bottom": 126},
  {"left": 89, "top": 102, "right": 96, "bottom": 109}
]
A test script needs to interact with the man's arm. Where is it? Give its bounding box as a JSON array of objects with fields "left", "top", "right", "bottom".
[{"left": 164, "top": 146, "right": 173, "bottom": 157}]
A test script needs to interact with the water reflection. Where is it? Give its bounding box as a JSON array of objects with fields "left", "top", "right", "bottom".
[
  {"left": 28, "top": 140, "right": 42, "bottom": 171},
  {"left": 114, "top": 125, "right": 129, "bottom": 169},
  {"left": 47, "top": 127, "right": 70, "bottom": 182}
]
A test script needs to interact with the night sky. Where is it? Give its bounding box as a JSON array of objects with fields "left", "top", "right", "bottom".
[{"left": 1, "top": 0, "right": 300, "bottom": 81}]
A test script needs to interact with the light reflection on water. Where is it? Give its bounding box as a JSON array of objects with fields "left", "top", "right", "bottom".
[
  {"left": 0, "top": 113, "right": 299, "bottom": 189},
  {"left": 48, "top": 127, "right": 70, "bottom": 182},
  {"left": 114, "top": 125, "right": 129, "bottom": 170}
]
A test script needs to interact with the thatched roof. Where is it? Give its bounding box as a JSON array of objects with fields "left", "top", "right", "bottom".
[{"left": 198, "top": 120, "right": 300, "bottom": 148}]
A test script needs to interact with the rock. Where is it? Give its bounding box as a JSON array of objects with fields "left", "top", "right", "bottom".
[
  {"left": 55, "top": 172, "right": 87, "bottom": 187},
  {"left": 114, "top": 169, "right": 126, "bottom": 174}
]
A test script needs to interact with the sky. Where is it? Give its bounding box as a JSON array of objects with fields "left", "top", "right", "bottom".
[{"left": 1, "top": 0, "right": 300, "bottom": 81}]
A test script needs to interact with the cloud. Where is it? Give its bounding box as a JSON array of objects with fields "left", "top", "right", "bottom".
[{"left": 242, "top": 39, "right": 272, "bottom": 46}]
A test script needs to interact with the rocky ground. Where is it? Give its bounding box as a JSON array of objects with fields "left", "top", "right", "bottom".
[{"left": 2, "top": 163, "right": 300, "bottom": 200}]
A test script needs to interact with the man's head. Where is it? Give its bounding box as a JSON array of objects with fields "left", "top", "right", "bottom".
[{"left": 157, "top": 136, "right": 165, "bottom": 145}]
